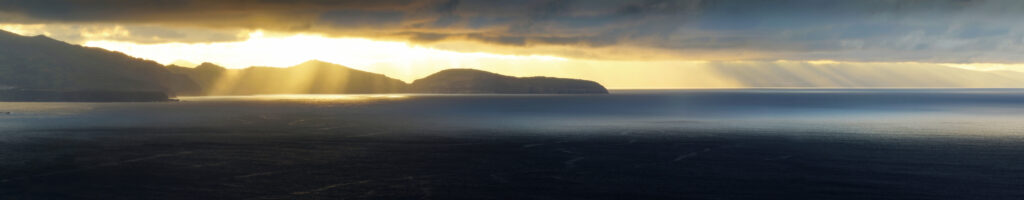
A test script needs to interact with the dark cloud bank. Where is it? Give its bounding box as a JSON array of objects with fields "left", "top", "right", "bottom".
[{"left": 2, "top": 0, "right": 1024, "bottom": 63}]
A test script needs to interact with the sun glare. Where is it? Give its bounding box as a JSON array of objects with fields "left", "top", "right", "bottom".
[
  {"left": 0, "top": 24, "right": 49, "bottom": 36},
  {"left": 73, "top": 30, "right": 739, "bottom": 89},
  {"left": 75, "top": 30, "right": 1024, "bottom": 89},
  {"left": 81, "top": 31, "right": 568, "bottom": 81}
]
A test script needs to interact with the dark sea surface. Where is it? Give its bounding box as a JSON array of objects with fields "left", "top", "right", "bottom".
[{"left": 2, "top": 89, "right": 1024, "bottom": 199}]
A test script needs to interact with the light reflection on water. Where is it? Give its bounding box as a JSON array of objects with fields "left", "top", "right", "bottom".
[
  {"left": 2, "top": 89, "right": 1024, "bottom": 137},
  {"left": 179, "top": 94, "right": 409, "bottom": 101},
  {"left": 5, "top": 89, "right": 1024, "bottom": 199}
]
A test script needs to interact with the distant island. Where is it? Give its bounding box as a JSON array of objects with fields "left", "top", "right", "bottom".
[
  {"left": 0, "top": 29, "right": 608, "bottom": 102},
  {"left": 167, "top": 62, "right": 609, "bottom": 95},
  {"left": 411, "top": 69, "right": 608, "bottom": 94},
  {"left": 166, "top": 60, "right": 409, "bottom": 95}
]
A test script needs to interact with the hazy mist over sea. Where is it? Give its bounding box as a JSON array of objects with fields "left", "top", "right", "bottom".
[
  {"left": 3, "top": 89, "right": 1024, "bottom": 199},
  {"left": 4, "top": 89, "right": 1023, "bottom": 136}
]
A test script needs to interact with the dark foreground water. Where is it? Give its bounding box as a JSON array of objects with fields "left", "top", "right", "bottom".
[{"left": 2, "top": 89, "right": 1024, "bottom": 199}]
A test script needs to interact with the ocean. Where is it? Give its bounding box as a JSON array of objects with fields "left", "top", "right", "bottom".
[{"left": 2, "top": 89, "right": 1023, "bottom": 199}]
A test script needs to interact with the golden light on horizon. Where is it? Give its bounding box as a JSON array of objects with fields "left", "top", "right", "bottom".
[
  {"left": 0, "top": 24, "right": 48, "bottom": 35},
  {"left": 941, "top": 63, "right": 1024, "bottom": 72},
  {"left": 82, "top": 31, "right": 568, "bottom": 78},
  {"left": 76, "top": 30, "right": 744, "bottom": 89},
  {"left": 42, "top": 29, "right": 1024, "bottom": 89}
]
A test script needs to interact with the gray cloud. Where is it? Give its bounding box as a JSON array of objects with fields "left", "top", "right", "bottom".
[{"left": 2, "top": 0, "right": 1024, "bottom": 63}]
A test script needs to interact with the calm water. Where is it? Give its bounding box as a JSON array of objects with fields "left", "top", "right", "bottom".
[{"left": 2, "top": 89, "right": 1024, "bottom": 199}]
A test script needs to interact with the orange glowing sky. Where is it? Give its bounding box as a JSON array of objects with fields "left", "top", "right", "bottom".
[{"left": 3, "top": 0, "right": 1024, "bottom": 88}]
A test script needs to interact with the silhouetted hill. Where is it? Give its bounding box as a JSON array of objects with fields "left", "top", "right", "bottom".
[
  {"left": 410, "top": 69, "right": 609, "bottom": 94},
  {"left": 168, "top": 60, "right": 407, "bottom": 95},
  {"left": 167, "top": 62, "right": 226, "bottom": 90},
  {"left": 1, "top": 29, "right": 607, "bottom": 97},
  {"left": 0, "top": 29, "right": 201, "bottom": 99}
]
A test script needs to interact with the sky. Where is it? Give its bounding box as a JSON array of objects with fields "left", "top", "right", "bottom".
[{"left": 2, "top": 0, "right": 1024, "bottom": 88}]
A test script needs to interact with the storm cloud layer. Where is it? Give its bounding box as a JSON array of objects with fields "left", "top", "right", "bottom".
[{"left": 2, "top": 0, "right": 1024, "bottom": 63}]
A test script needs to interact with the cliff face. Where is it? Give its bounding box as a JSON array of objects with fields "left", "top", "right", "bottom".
[
  {"left": 168, "top": 60, "right": 408, "bottom": 95},
  {"left": 410, "top": 69, "right": 609, "bottom": 94},
  {"left": 0, "top": 29, "right": 201, "bottom": 97}
]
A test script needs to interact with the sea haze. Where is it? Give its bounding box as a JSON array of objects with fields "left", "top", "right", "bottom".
[{"left": 2, "top": 89, "right": 1024, "bottom": 199}]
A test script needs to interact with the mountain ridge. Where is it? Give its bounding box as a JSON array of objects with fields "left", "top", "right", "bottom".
[
  {"left": 167, "top": 61, "right": 610, "bottom": 95},
  {"left": 167, "top": 60, "right": 409, "bottom": 95},
  {"left": 410, "top": 68, "right": 609, "bottom": 94},
  {"left": 0, "top": 29, "right": 202, "bottom": 100}
]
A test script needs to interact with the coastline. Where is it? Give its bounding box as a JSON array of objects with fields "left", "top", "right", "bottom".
[{"left": 0, "top": 90, "right": 173, "bottom": 102}]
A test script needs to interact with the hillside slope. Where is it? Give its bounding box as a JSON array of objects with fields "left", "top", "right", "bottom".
[{"left": 0, "top": 29, "right": 201, "bottom": 96}]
